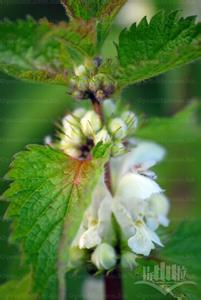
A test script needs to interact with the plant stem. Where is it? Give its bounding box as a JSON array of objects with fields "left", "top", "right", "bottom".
[{"left": 91, "top": 96, "right": 123, "bottom": 300}]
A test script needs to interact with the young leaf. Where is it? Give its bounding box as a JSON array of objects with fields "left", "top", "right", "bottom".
[
  {"left": 0, "top": 17, "right": 96, "bottom": 85},
  {"left": 61, "top": 0, "right": 125, "bottom": 21},
  {"left": 61, "top": 0, "right": 126, "bottom": 48},
  {"left": 0, "top": 275, "right": 36, "bottom": 300},
  {"left": 116, "top": 11, "right": 201, "bottom": 87},
  {"left": 3, "top": 145, "right": 109, "bottom": 299}
]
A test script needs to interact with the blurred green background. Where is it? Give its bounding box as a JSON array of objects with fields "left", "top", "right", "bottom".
[{"left": 0, "top": 0, "right": 201, "bottom": 299}]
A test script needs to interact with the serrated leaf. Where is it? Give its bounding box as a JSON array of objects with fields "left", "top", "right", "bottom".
[
  {"left": 116, "top": 11, "right": 201, "bottom": 87},
  {"left": 0, "top": 17, "right": 96, "bottom": 85},
  {"left": 62, "top": 0, "right": 126, "bottom": 48},
  {"left": 159, "top": 221, "right": 201, "bottom": 299},
  {"left": 3, "top": 145, "right": 108, "bottom": 299},
  {"left": 0, "top": 275, "right": 36, "bottom": 300}
]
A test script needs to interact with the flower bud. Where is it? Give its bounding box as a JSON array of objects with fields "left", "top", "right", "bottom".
[
  {"left": 94, "top": 128, "right": 111, "bottom": 145},
  {"left": 60, "top": 142, "right": 81, "bottom": 158},
  {"left": 108, "top": 118, "right": 127, "bottom": 139},
  {"left": 89, "top": 74, "right": 105, "bottom": 93},
  {"left": 77, "top": 76, "right": 89, "bottom": 91},
  {"left": 74, "top": 64, "right": 86, "bottom": 77},
  {"left": 91, "top": 243, "right": 117, "bottom": 270},
  {"left": 72, "top": 90, "right": 85, "bottom": 100},
  {"left": 68, "top": 246, "right": 86, "bottom": 270},
  {"left": 122, "top": 111, "right": 138, "bottom": 130},
  {"left": 80, "top": 111, "right": 101, "bottom": 137},
  {"left": 62, "top": 115, "right": 82, "bottom": 145},
  {"left": 111, "top": 142, "right": 126, "bottom": 157},
  {"left": 121, "top": 251, "right": 138, "bottom": 270},
  {"left": 73, "top": 108, "right": 86, "bottom": 119},
  {"left": 103, "top": 99, "right": 116, "bottom": 117}
]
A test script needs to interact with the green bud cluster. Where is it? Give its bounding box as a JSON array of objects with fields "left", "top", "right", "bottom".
[{"left": 69, "top": 59, "right": 116, "bottom": 101}]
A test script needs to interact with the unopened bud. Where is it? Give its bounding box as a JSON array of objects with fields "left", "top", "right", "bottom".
[
  {"left": 91, "top": 243, "right": 117, "bottom": 270},
  {"left": 122, "top": 111, "right": 138, "bottom": 130},
  {"left": 108, "top": 118, "right": 127, "bottom": 139},
  {"left": 72, "top": 90, "right": 85, "bottom": 100},
  {"left": 68, "top": 246, "right": 86, "bottom": 270},
  {"left": 60, "top": 142, "right": 81, "bottom": 158},
  {"left": 121, "top": 251, "right": 138, "bottom": 270},
  {"left": 103, "top": 99, "right": 116, "bottom": 117},
  {"left": 73, "top": 108, "right": 86, "bottom": 119},
  {"left": 94, "top": 128, "right": 111, "bottom": 145},
  {"left": 77, "top": 77, "right": 89, "bottom": 91},
  {"left": 80, "top": 111, "right": 101, "bottom": 137},
  {"left": 74, "top": 65, "right": 86, "bottom": 77},
  {"left": 111, "top": 142, "right": 126, "bottom": 157}
]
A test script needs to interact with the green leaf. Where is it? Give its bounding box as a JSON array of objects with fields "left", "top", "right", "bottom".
[
  {"left": 61, "top": 0, "right": 126, "bottom": 48},
  {"left": 0, "top": 275, "right": 36, "bottom": 300},
  {"left": 160, "top": 221, "right": 201, "bottom": 299},
  {"left": 116, "top": 11, "right": 201, "bottom": 87},
  {"left": 61, "top": 0, "right": 125, "bottom": 21},
  {"left": 0, "top": 17, "right": 96, "bottom": 85},
  {"left": 3, "top": 145, "right": 108, "bottom": 299}
]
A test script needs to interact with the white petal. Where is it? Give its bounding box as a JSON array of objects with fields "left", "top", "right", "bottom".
[
  {"left": 116, "top": 173, "right": 162, "bottom": 200},
  {"left": 120, "top": 141, "right": 166, "bottom": 175},
  {"left": 112, "top": 202, "right": 135, "bottom": 238},
  {"left": 79, "top": 226, "right": 101, "bottom": 249},
  {"left": 148, "top": 229, "right": 164, "bottom": 247},
  {"left": 128, "top": 230, "right": 155, "bottom": 256}
]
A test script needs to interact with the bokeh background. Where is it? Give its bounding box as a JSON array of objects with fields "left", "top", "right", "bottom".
[{"left": 0, "top": 0, "right": 201, "bottom": 299}]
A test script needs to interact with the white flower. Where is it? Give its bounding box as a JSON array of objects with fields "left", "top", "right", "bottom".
[
  {"left": 108, "top": 117, "right": 127, "bottom": 139},
  {"left": 145, "top": 193, "right": 170, "bottom": 230},
  {"left": 72, "top": 183, "right": 114, "bottom": 250},
  {"left": 128, "top": 219, "right": 163, "bottom": 256},
  {"left": 80, "top": 111, "right": 101, "bottom": 137},
  {"left": 91, "top": 243, "right": 117, "bottom": 270},
  {"left": 94, "top": 127, "right": 111, "bottom": 145}
]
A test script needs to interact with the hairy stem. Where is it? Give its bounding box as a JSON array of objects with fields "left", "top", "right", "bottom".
[{"left": 91, "top": 96, "right": 123, "bottom": 300}]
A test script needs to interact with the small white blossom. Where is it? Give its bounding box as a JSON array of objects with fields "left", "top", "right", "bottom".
[
  {"left": 111, "top": 142, "right": 126, "bottom": 157},
  {"left": 122, "top": 111, "right": 138, "bottom": 130},
  {"left": 108, "top": 117, "right": 127, "bottom": 139},
  {"left": 128, "top": 219, "right": 163, "bottom": 256},
  {"left": 94, "top": 127, "right": 111, "bottom": 145},
  {"left": 91, "top": 243, "right": 117, "bottom": 270},
  {"left": 73, "top": 108, "right": 86, "bottom": 118},
  {"left": 103, "top": 99, "right": 116, "bottom": 117},
  {"left": 80, "top": 111, "right": 101, "bottom": 137}
]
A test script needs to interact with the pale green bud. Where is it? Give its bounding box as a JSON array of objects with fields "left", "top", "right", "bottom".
[
  {"left": 108, "top": 118, "right": 127, "bottom": 139},
  {"left": 111, "top": 142, "right": 126, "bottom": 157},
  {"left": 73, "top": 108, "right": 86, "bottom": 119},
  {"left": 68, "top": 246, "right": 86, "bottom": 270},
  {"left": 74, "top": 64, "right": 86, "bottom": 77},
  {"left": 80, "top": 111, "right": 101, "bottom": 137},
  {"left": 91, "top": 243, "right": 117, "bottom": 270},
  {"left": 121, "top": 251, "right": 138, "bottom": 270},
  {"left": 77, "top": 76, "right": 89, "bottom": 91},
  {"left": 94, "top": 128, "right": 111, "bottom": 145},
  {"left": 122, "top": 111, "right": 138, "bottom": 130},
  {"left": 103, "top": 99, "right": 116, "bottom": 117}
]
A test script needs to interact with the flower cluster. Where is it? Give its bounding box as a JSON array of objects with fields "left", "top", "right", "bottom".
[
  {"left": 58, "top": 101, "right": 138, "bottom": 159},
  {"left": 69, "top": 60, "right": 116, "bottom": 101},
  {"left": 69, "top": 141, "right": 170, "bottom": 271}
]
